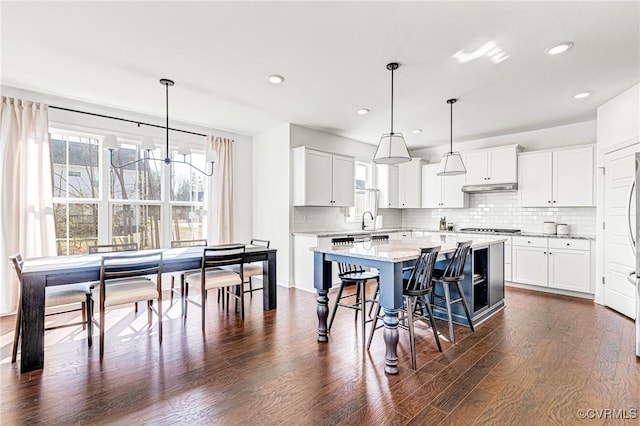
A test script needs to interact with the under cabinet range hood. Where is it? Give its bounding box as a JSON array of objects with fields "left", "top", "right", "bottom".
[{"left": 461, "top": 183, "right": 518, "bottom": 193}]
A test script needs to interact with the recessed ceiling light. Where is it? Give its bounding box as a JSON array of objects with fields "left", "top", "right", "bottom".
[
  {"left": 412, "top": 129, "right": 422, "bottom": 134},
  {"left": 357, "top": 108, "right": 370, "bottom": 115},
  {"left": 574, "top": 91, "right": 592, "bottom": 99},
  {"left": 545, "top": 42, "right": 574, "bottom": 55},
  {"left": 267, "top": 75, "right": 285, "bottom": 84}
]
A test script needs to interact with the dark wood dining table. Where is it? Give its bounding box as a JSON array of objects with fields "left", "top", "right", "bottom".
[{"left": 18, "top": 244, "right": 277, "bottom": 374}]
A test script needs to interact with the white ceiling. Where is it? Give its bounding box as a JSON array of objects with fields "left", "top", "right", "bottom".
[{"left": 1, "top": 1, "right": 639, "bottom": 149}]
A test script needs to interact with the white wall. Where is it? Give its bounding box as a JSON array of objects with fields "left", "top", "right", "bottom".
[
  {"left": 597, "top": 84, "right": 640, "bottom": 151},
  {"left": 253, "top": 124, "right": 291, "bottom": 286},
  {"left": 289, "top": 124, "right": 376, "bottom": 162},
  {"left": 411, "top": 121, "right": 596, "bottom": 162}
]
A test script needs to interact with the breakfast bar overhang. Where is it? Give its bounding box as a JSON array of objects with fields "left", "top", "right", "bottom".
[{"left": 313, "top": 235, "right": 506, "bottom": 374}]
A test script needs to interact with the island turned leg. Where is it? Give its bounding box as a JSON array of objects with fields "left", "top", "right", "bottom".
[
  {"left": 314, "top": 251, "right": 333, "bottom": 342},
  {"left": 317, "top": 289, "right": 329, "bottom": 342},
  {"left": 383, "top": 308, "right": 400, "bottom": 374}
]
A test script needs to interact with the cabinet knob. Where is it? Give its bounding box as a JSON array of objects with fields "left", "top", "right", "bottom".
[
  {"left": 553, "top": 201, "right": 556, "bottom": 203},
  {"left": 544, "top": 251, "right": 547, "bottom": 254},
  {"left": 548, "top": 200, "right": 551, "bottom": 203},
  {"left": 566, "top": 243, "right": 570, "bottom": 246}
]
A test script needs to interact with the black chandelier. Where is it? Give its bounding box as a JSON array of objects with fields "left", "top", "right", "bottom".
[{"left": 103, "top": 78, "right": 215, "bottom": 176}]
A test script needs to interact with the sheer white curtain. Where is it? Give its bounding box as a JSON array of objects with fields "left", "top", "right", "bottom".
[
  {"left": 0, "top": 97, "right": 56, "bottom": 315},
  {"left": 204, "top": 135, "right": 234, "bottom": 245}
]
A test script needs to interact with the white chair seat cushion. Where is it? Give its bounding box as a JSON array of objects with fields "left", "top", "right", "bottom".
[
  {"left": 185, "top": 269, "right": 242, "bottom": 291},
  {"left": 225, "top": 263, "right": 262, "bottom": 277},
  {"left": 45, "top": 283, "right": 90, "bottom": 307},
  {"left": 93, "top": 279, "right": 159, "bottom": 307}
]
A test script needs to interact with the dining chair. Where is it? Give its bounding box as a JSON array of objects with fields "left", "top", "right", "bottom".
[
  {"left": 183, "top": 244, "right": 246, "bottom": 330},
  {"left": 431, "top": 240, "right": 474, "bottom": 343},
  {"left": 88, "top": 242, "right": 144, "bottom": 312},
  {"left": 367, "top": 246, "right": 442, "bottom": 369},
  {"left": 224, "top": 238, "right": 270, "bottom": 297},
  {"left": 327, "top": 237, "right": 380, "bottom": 346},
  {"left": 94, "top": 251, "right": 163, "bottom": 362},
  {"left": 169, "top": 239, "right": 208, "bottom": 305},
  {"left": 10, "top": 253, "right": 93, "bottom": 364}
]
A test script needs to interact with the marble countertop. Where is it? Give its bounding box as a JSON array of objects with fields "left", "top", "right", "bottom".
[
  {"left": 294, "top": 228, "right": 594, "bottom": 240},
  {"left": 311, "top": 234, "right": 507, "bottom": 263}
]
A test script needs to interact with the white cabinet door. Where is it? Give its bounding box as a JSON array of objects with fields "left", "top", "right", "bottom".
[
  {"left": 548, "top": 247, "right": 591, "bottom": 293},
  {"left": 442, "top": 172, "right": 468, "bottom": 208},
  {"left": 553, "top": 146, "right": 594, "bottom": 206},
  {"left": 512, "top": 245, "right": 548, "bottom": 286},
  {"left": 463, "top": 151, "right": 488, "bottom": 185},
  {"left": 302, "top": 149, "right": 333, "bottom": 206},
  {"left": 398, "top": 159, "right": 422, "bottom": 208},
  {"left": 376, "top": 165, "right": 399, "bottom": 208},
  {"left": 331, "top": 154, "right": 355, "bottom": 207},
  {"left": 421, "top": 163, "right": 442, "bottom": 208},
  {"left": 518, "top": 151, "right": 553, "bottom": 207},
  {"left": 488, "top": 145, "right": 518, "bottom": 184}
]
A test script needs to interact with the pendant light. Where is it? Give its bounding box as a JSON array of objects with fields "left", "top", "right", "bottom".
[
  {"left": 373, "top": 62, "right": 411, "bottom": 164},
  {"left": 437, "top": 98, "right": 467, "bottom": 176},
  {"left": 105, "top": 78, "right": 215, "bottom": 176}
]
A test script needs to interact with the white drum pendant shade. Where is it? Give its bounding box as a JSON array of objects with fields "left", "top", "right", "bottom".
[
  {"left": 438, "top": 151, "right": 467, "bottom": 176},
  {"left": 373, "top": 132, "right": 410, "bottom": 164}
]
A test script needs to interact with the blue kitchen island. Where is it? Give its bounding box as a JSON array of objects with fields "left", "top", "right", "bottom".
[{"left": 313, "top": 234, "right": 506, "bottom": 374}]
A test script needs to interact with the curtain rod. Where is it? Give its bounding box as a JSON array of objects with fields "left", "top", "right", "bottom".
[{"left": 49, "top": 105, "right": 207, "bottom": 138}]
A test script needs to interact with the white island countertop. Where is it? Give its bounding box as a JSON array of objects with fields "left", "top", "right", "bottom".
[{"left": 312, "top": 234, "right": 507, "bottom": 263}]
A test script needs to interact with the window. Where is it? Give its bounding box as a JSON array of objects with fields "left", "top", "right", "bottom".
[
  {"left": 348, "top": 161, "right": 377, "bottom": 220},
  {"left": 50, "top": 129, "right": 206, "bottom": 255},
  {"left": 170, "top": 152, "right": 205, "bottom": 241},
  {"left": 51, "top": 132, "right": 99, "bottom": 255}
]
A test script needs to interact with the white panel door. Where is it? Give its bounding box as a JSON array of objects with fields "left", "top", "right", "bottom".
[
  {"left": 512, "top": 245, "right": 548, "bottom": 286},
  {"left": 488, "top": 146, "right": 517, "bottom": 184},
  {"left": 553, "top": 146, "right": 594, "bottom": 206},
  {"left": 463, "top": 151, "right": 488, "bottom": 185},
  {"left": 548, "top": 248, "right": 591, "bottom": 292},
  {"left": 518, "top": 151, "right": 553, "bottom": 207},
  {"left": 331, "top": 154, "right": 355, "bottom": 207},
  {"left": 421, "top": 163, "right": 442, "bottom": 208},
  {"left": 305, "top": 149, "right": 332, "bottom": 205},
  {"left": 604, "top": 143, "right": 639, "bottom": 319}
]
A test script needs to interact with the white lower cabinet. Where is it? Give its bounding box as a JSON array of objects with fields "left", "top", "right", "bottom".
[
  {"left": 512, "top": 236, "right": 591, "bottom": 293},
  {"left": 512, "top": 245, "right": 549, "bottom": 286},
  {"left": 548, "top": 239, "right": 591, "bottom": 292}
]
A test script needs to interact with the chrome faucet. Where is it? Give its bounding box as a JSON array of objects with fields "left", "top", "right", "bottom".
[{"left": 362, "top": 211, "right": 374, "bottom": 230}]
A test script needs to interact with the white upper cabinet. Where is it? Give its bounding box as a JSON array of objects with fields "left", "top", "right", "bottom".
[
  {"left": 331, "top": 154, "right": 356, "bottom": 206},
  {"left": 376, "top": 164, "right": 399, "bottom": 208},
  {"left": 552, "top": 147, "right": 594, "bottom": 207},
  {"left": 463, "top": 145, "right": 519, "bottom": 185},
  {"left": 518, "top": 145, "right": 594, "bottom": 207},
  {"left": 398, "top": 158, "right": 423, "bottom": 208},
  {"left": 292, "top": 146, "right": 355, "bottom": 207},
  {"left": 421, "top": 163, "right": 468, "bottom": 208}
]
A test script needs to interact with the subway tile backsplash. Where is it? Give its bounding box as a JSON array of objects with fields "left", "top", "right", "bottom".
[
  {"left": 402, "top": 192, "right": 596, "bottom": 236},
  {"left": 293, "top": 207, "right": 402, "bottom": 233},
  {"left": 293, "top": 192, "right": 595, "bottom": 236}
]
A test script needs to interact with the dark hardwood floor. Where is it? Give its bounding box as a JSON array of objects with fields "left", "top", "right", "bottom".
[{"left": 1, "top": 286, "right": 638, "bottom": 425}]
